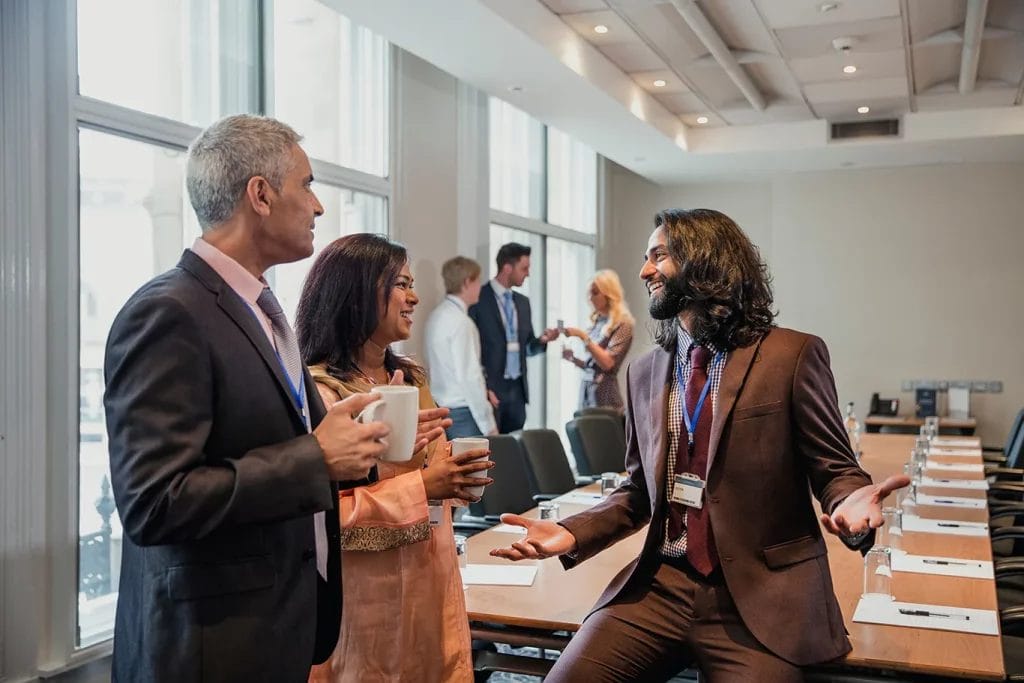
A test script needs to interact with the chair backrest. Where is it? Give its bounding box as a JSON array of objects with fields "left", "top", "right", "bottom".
[
  {"left": 1006, "top": 418, "right": 1024, "bottom": 469},
  {"left": 514, "top": 429, "right": 577, "bottom": 496},
  {"left": 1005, "top": 407, "right": 1024, "bottom": 455},
  {"left": 566, "top": 415, "right": 627, "bottom": 476},
  {"left": 574, "top": 406, "right": 626, "bottom": 431},
  {"left": 475, "top": 434, "right": 536, "bottom": 518}
]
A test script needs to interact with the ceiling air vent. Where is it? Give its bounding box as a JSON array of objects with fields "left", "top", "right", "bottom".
[{"left": 830, "top": 119, "right": 899, "bottom": 140}]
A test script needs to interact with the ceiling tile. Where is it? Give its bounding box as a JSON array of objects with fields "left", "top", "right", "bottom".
[
  {"left": 989, "top": 0, "right": 1024, "bottom": 32},
  {"left": 559, "top": 10, "right": 640, "bottom": 44},
  {"left": 916, "top": 87, "right": 1017, "bottom": 111},
  {"left": 912, "top": 42, "right": 961, "bottom": 93},
  {"left": 906, "top": 0, "right": 963, "bottom": 44},
  {"left": 540, "top": 0, "right": 610, "bottom": 14},
  {"left": 630, "top": 69, "right": 691, "bottom": 93},
  {"left": 744, "top": 60, "right": 805, "bottom": 100},
  {"left": 754, "top": 0, "right": 899, "bottom": 30},
  {"left": 804, "top": 77, "right": 908, "bottom": 104},
  {"left": 814, "top": 96, "right": 906, "bottom": 122},
  {"left": 680, "top": 63, "right": 746, "bottom": 107},
  {"left": 979, "top": 36, "right": 1024, "bottom": 86},
  {"left": 697, "top": 0, "right": 779, "bottom": 54},
  {"left": 598, "top": 40, "right": 668, "bottom": 71},
  {"left": 680, "top": 111, "right": 727, "bottom": 127},
  {"left": 790, "top": 49, "right": 906, "bottom": 83},
  {"left": 718, "top": 101, "right": 813, "bottom": 125},
  {"left": 654, "top": 91, "right": 707, "bottom": 113},
  {"left": 775, "top": 17, "right": 904, "bottom": 60}
]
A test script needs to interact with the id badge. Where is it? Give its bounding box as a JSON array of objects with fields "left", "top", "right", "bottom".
[
  {"left": 670, "top": 473, "right": 704, "bottom": 509},
  {"left": 427, "top": 501, "right": 444, "bottom": 527},
  {"left": 506, "top": 341, "right": 521, "bottom": 353}
]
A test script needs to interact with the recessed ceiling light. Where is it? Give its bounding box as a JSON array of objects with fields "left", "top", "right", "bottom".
[
  {"left": 593, "top": 24, "right": 608, "bottom": 34},
  {"left": 819, "top": 2, "right": 839, "bottom": 12},
  {"left": 696, "top": 116, "right": 709, "bottom": 124},
  {"left": 857, "top": 106, "right": 870, "bottom": 114},
  {"left": 508, "top": 85, "right": 524, "bottom": 93},
  {"left": 653, "top": 79, "right": 667, "bottom": 87},
  {"left": 843, "top": 65, "right": 857, "bottom": 74}
]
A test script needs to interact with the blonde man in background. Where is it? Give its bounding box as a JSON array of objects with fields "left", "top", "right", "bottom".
[
  {"left": 426, "top": 256, "right": 499, "bottom": 438},
  {"left": 562, "top": 269, "right": 635, "bottom": 413}
]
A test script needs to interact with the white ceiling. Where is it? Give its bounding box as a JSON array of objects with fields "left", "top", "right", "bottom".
[{"left": 329, "top": 0, "right": 1024, "bottom": 183}]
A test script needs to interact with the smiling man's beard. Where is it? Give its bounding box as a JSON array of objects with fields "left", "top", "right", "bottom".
[{"left": 648, "top": 275, "right": 688, "bottom": 320}]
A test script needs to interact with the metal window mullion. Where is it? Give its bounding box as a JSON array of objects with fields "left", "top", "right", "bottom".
[
  {"left": 489, "top": 209, "right": 595, "bottom": 247},
  {"left": 74, "top": 96, "right": 200, "bottom": 150},
  {"left": 310, "top": 158, "right": 390, "bottom": 198}
]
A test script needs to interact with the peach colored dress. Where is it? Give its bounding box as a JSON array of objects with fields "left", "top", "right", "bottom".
[{"left": 307, "top": 369, "right": 473, "bottom": 683}]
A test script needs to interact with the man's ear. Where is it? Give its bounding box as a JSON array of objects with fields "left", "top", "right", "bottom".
[{"left": 245, "top": 176, "right": 273, "bottom": 217}]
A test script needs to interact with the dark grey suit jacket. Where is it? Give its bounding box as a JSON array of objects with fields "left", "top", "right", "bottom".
[
  {"left": 104, "top": 250, "right": 343, "bottom": 682},
  {"left": 468, "top": 282, "right": 546, "bottom": 401},
  {"left": 559, "top": 328, "right": 873, "bottom": 666}
]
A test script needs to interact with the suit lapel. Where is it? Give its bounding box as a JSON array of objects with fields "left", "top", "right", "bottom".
[
  {"left": 178, "top": 251, "right": 306, "bottom": 428},
  {"left": 707, "top": 337, "right": 763, "bottom": 472},
  {"left": 482, "top": 283, "right": 505, "bottom": 335},
  {"left": 648, "top": 349, "right": 673, "bottom": 508}
]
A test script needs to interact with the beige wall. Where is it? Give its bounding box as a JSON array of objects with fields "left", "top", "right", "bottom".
[{"left": 607, "top": 161, "right": 1024, "bottom": 444}]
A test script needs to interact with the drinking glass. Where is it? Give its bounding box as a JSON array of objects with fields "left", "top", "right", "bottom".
[
  {"left": 862, "top": 547, "right": 894, "bottom": 603},
  {"left": 600, "top": 472, "right": 621, "bottom": 497},
  {"left": 538, "top": 501, "right": 560, "bottom": 521},
  {"left": 875, "top": 507, "right": 903, "bottom": 554}
]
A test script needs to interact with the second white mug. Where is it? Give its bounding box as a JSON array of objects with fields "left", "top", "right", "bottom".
[{"left": 358, "top": 385, "right": 419, "bottom": 462}]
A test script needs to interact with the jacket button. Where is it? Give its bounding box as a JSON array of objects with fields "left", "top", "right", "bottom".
[
  {"left": 709, "top": 496, "right": 720, "bottom": 503},
  {"left": 301, "top": 548, "right": 316, "bottom": 562}
]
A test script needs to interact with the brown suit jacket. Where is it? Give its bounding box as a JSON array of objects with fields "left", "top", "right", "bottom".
[{"left": 559, "top": 327, "right": 872, "bottom": 666}]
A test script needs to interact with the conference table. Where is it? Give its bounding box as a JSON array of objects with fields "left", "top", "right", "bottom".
[
  {"left": 864, "top": 415, "right": 978, "bottom": 435},
  {"left": 463, "top": 433, "right": 1002, "bottom": 680}
]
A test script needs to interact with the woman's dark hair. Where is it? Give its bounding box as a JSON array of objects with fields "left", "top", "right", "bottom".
[
  {"left": 653, "top": 208, "right": 775, "bottom": 352},
  {"left": 295, "top": 233, "right": 424, "bottom": 386}
]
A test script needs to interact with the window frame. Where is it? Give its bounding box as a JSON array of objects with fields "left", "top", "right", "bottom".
[{"left": 34, "top": 0, "right": 398, "bottom": 669}]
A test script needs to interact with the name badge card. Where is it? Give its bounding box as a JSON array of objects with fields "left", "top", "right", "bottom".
[
  {"left": 428, "top": 501, "right": 444, "bottom": 526},
  {"left": 671, "top": 473, "right": 704, "bottom": 509}
]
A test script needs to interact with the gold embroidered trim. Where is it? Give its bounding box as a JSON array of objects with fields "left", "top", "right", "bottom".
[{"left": 341, "top": 521, "right": 431, "bottom": 552}]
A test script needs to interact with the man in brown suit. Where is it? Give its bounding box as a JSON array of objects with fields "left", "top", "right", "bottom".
[{"left": 492, "top": 209, "right": 908, "bottom": 681}]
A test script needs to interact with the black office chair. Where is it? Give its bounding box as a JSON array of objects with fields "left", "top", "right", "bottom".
[
  {"left": 1002, "top": 606, "right": 1024, "bottom": 680},
  {"left": 514, "top": 428, "right": 588, "bottom": 499},
  {"left": 574, "top": 406, "right": 626, "bottom": 431},
  {"left": 985, "top": 407, "right": 1024, "bottom": 465},
  {"left": 566, "top": 415, "right": 627, "bottom": 476},
  {"left": 987, "top": 420, "right": 1024, "bottom": 481},
  {"left": 453, "top": 435, "right": 536, "bottom": 535}
]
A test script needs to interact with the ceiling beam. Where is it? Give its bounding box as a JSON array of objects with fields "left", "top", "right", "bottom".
[
  {"left": 898, "top": 0, "right": 917, "bottom": 113},
  {"left": 666, "top": 0, "right": 767, "bottom": 111},
  {"left": 958, "top": 0, "right": 988, "bottom": 95}
]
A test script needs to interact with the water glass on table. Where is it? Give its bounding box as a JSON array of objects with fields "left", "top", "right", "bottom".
[
  {"left": 875, "top": 507, "right": 903, "bottom": 554},
  {"left": 862, "top": 546, "right": 894, "bottom": 603},
  {"left": 600, "top": 472, "right": 621, "bottom": 497},
  {"left": 538, "top": 501, "right": 560, "bottom": 521}
]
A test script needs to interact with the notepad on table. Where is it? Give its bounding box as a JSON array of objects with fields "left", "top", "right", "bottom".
[
  {"left": 915, "top": 493, "right": 986, "bottom": 509},
  {"left": 554, "top": 492, "right": 604, "bottom": 507},
  {"left": 919, "top": 476, "right": 988, "bottom": 490},
  {"left": 926, "top": 462, "right": 983, "bottom": 473},
  {"left": 932, "top": 437, "right": 980, "bottom": 448},
  {"left": 890, "top": 553, "right": 993, "bottom": 579},
  {"left": 853, "top": 599, "right": 997, "bottom": 635},
  {"left": 928, "top": 447, "right": 982, "bottom": 457},
  {"left": 461, "top": 564, "right": 538, "bottom": 586},
  {"left": 901, "top": 515, "right": 988, "bottom": 536},
  {"left": 490, "top": 523, "right": 527, "bottom": 534}
]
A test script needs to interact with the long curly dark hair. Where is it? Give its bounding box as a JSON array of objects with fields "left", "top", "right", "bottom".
[
  {"left": 652, "top": 208, "right": 776, "bottom": 352},
  {"left": 295, "top": 233, "right": 424, "bottom": 386}
]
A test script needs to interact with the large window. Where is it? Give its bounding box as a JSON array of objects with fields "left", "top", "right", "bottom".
[
  {"left": 74, "top": 0, "right": 391, "bottom": 647},
  {"left": 488, "top": 98, "right": 597, "bottom": 449}
]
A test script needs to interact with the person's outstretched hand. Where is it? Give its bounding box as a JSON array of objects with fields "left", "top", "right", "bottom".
[
  {"left": 820, "top": 474, "right": 911, "bottom": 538},
  {"left": 488, "top": 513, "right": 578, "bottom": 561}
]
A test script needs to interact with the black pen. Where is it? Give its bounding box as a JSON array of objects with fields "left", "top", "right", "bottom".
[
  {"left": 922, "top": 559, "right": 976, "bottom": 567},
  {"left": 898, "top": 608, "right": 970, "bottom": 620},
  {"left": 933, "top": 499, "right": 959, "bottom": 504},
  {"left": 937, "top": 522, "right": 963, "bottom": 527}
]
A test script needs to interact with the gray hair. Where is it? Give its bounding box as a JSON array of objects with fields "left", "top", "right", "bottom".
[{"left": 186, "top": 114, "right": 303, "bottom": 230}]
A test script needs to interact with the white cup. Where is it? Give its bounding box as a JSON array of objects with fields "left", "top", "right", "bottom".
[
  {"left": 451, "top": 437, "right": 490, "bottom": 498},
  {"left": 357, "top": 385, "right": 419, "bottom": 462}
]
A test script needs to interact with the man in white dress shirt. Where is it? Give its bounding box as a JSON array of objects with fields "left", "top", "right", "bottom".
[{"left": 425, "top": 256, "right": 498, "bottom": 438}]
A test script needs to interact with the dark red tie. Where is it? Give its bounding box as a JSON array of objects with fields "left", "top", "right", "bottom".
[{"left": 668, "top": 345, "right": 719, "bottom": 575}]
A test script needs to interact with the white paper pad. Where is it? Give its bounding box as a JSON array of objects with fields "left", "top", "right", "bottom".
[
  {"left": 891, "top": 553, "right": 994, "bottom": 579},
  {"left": 929, "top": 447, "right": 982, "bottom": 457},
  {"left": 490, "top": 523, "right": 527, "bottom": 534},
  {"left": 901, "top": 515, "right": 988, "bottom": 536},
  {"left": 920, "top": 476, "right": 989, "bottom": 490},
  {"left": 554, "top": 492, "right": 604, "bottom": 507},
  {"left": 461, "top": 564, "right": 538, "bottom": 586},
  {"left": 915, "top": 493, "right": 986, "bottom": 509},
  {"left": 926, "top": 462, "right": 983, "bottom": 472},
  {"left": 932, "top": 438, "right": 981, "bottom": 448},
  {"left": 853, "top": 599, "right": 998, "bottom": 635}
]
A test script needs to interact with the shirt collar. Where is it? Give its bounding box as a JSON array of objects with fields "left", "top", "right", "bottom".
[
  {"left": 675, "top": 322, "right": 722, "bottom": 359},
  {"left": 445, "top": 294, "right": 468, "bottom": 313},
  {"left": 490, "top": 278, "right": 511, "bottom": 299},
  {"left": 190, "top": 237, "right": 266, "bottom": 305}
]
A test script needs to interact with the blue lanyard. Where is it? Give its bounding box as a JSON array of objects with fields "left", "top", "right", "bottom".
[
  {"left": 675, "top": 350, "right": 723, "bottom": 449},
  {"left": 243, "top": 302, "right": 308, "bottom": 428}
]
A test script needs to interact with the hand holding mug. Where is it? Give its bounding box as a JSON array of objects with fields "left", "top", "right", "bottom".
[
  {"left": 421, "top": 445, "right": 493, "bottom": 501},
  {"left": 313, "top": 393, "right": 389, "bottom": 480}
]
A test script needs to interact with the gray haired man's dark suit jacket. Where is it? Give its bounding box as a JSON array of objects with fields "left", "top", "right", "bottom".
[{"left": 104, "top": 250, "right": 345, "bottom": 682}]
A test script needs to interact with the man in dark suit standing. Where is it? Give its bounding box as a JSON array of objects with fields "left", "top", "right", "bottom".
[
  {"left": 492, "top": 209, "right": 909, "bottom": 681},
  {"left": 469, "top": 242, "right": 558, "bottom": 433},
  {"left": 103, "top": 115, "right": 393, "bottom": 682}
]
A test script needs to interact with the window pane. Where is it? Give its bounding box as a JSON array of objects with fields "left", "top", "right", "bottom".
[
  {"left": 77, "top": 0, "right": 260, "bottom": 126},
  {"left": 545, "top": 239, "right": 595, "bottom": 457},
  {"left": 271, "top": 189, "right": 387, "bottom": 322},
  {"left": 272, "top": 0, "right": 389, "bottom": 176},
  {"left": 546, "top": 127, "right": 597, "bottom": 234},
  {"left": 78, "top": 129, "right": 195, "bottom": 646},
  {"left": 489, "top": 98, "right": 544, "bottom": 220},
  {"left": 489, "top": 225, "right": 546, "bottom": 429}
]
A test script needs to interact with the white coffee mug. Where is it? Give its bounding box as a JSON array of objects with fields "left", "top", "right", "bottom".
[
  {"left": 357, "top": 385, "right": 419, "bottom": 462},
  {"left": 451, "top": 437, "right": 490, "bottom": 498}
]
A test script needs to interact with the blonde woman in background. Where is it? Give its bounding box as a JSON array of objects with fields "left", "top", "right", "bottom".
[{"left": 562, "top": 269, "right": 635, "bottom": 413}]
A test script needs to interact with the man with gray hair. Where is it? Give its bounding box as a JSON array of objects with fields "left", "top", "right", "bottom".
[{"left": 104, "top": 114, "right": 391, "bottom": 681}]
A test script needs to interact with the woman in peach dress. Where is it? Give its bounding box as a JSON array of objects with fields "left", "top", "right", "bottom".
[{"left": 296, "top": 234, "right": 493, "bottom": 683}]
